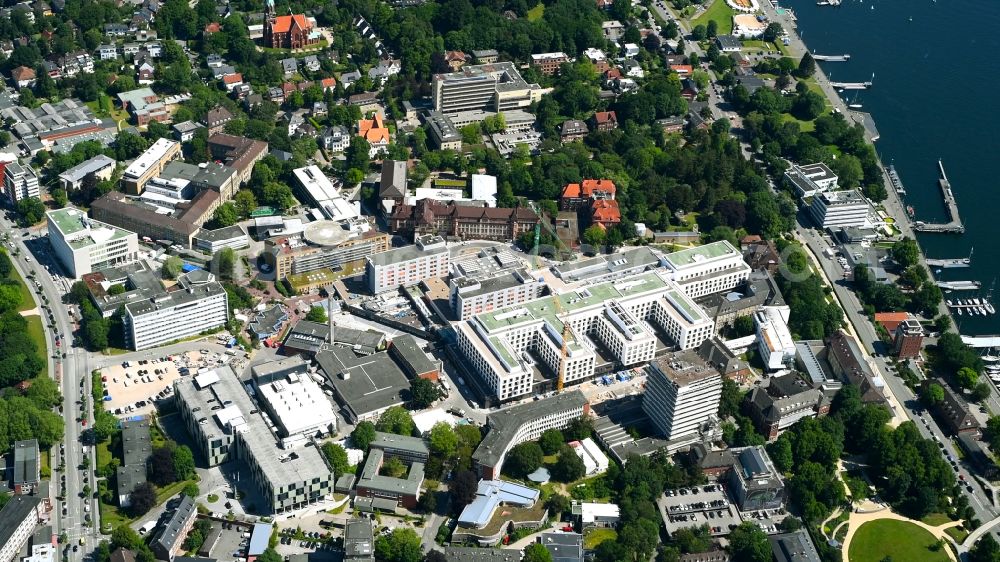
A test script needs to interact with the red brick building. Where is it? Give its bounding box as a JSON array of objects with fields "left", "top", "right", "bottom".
[
  {"left": 263, "top": 0, "right": 319, "bottom": 50},
  {"left": 559, "top": 179, "right": 617, "bottom": 211},
  {"left": 389, "top": 199, "right": 539, "bottom": 242}
]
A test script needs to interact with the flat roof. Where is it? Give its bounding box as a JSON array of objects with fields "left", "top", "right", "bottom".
[
  {"left": 440, "top": 547, "right": 521, "bottom": 562},
  {"left": 356, "top": 448, "right": 424, "bottom": 496},
  {"left": 371, "top": 431, "right": 430, "bottom": 456},
  {"left": 389, "top": 335, "right": 435, "bottom": 375},
  {"left": 294, "top": 165, "right": 340, "bottom": 204},
  {"left": 458, "top": 479, "right": 539, "bottom": 528},
  {"left": 124, "top": 275, "right": 226, "bottom": 317},
  {"left": 663, "top": 240, "right": 740, "bottom": 270},
  {"left": 315, "top": 346, "right": 409, "bottom": 419},
  {"left": 194, "top": 224, "right": 247, "bottom": 243},
  {"left": 123, "top": 137, "right": 178, "bottom": 179},
  {"left": 256, "top": 370, "right": 338, "bottom": 436},
  {"left": 58, "top": 154, "right": 115, "bottom": 182},
  {"left": 472, "top": 390, "right": 588, "bottom": 468},
  {"left": 47, "top": 207, "right": 135, "bottom": 250},
  {"left": 368, "top": 242, "right": 448, "bottom": 267},
  {"left": 0, "top": 496, "right": 42, "bottom": 547}
]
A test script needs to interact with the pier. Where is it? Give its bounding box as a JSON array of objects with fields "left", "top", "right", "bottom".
[
  {"left": 830, "top": 81, "right": 872, "bottom": 90},
  {"left": 812, "top": 53, "right": 850, "bottom": 61},
  {"left": 913, "top": 160, "right": 965, "bottom": 233},
  {"left": 936, "top": 280, "right": 981, "bottom": 291},
  {"left": 887, "top": 165, "right": 905, "bottom": 194},
  {"left": 927, "top": 248, "right": 973, "bottom": 268}
]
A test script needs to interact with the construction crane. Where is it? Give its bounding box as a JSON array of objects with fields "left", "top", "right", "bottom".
[{"left": 552, "top": 296, "right": 570, "bottom": 394}]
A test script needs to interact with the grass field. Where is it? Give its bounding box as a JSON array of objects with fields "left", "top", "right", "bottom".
[
  {"left": 692, "top": 0, "right": 735, "bottom": 35},
  {"left": 584, "top": 528, "right": 617, "bottom": 549},
  {"left": 3, "top": 251, "right": 38, "bottom": 313},
  {"left": 848, "top": 519, "right": 949, "bottom": 562},
  {"left": 921, "top": 513, "right": 952, "bottom": 526},
  {"left": 527, "top": 3, "right": 545, "bottom": 21}
]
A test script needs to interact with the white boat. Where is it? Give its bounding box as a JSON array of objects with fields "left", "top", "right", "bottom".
[
  {"left": 946, "top": 300, "right": 953, "bottom": 306},
  {"left": 983, "top": 355, "right": 1000, "bottom": 362},
  {"left": 987, "top": 303, "right": 996, "bottom": 315},
  {"left": 849, "top": 103, "right": 863, "bottom": 109},
  {"left": 957, "top": 308, "right": 963, "bottom": 316}
]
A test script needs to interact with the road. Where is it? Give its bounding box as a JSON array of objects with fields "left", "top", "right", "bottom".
[{"left": 2, "top": 217, "right": 98, "bottom": 559}]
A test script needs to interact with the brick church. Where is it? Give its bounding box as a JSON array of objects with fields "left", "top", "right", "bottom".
[{"left": 263, "top": 0, "right": 320, "bottom": 50}]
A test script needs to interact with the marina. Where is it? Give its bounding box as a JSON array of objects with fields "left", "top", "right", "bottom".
[
  {"left": 947, "top": 298, "right": 995, "bottom": 317},
  {"left": 912, "top": 160, "right": 965, "bottom": 233},
  {"left": 926, "top": 248, "right": 973, "bottom": 268},
  {"left": 830, "top": 80, "right": 872, "bottom": 90}
]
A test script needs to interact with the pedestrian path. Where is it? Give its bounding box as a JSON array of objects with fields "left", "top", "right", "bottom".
[{"left": 840, "top": 504, "right": 961, "bottom": 562}]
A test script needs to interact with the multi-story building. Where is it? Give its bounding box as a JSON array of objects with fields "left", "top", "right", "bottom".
[
  {"left": 251, "top": 357, "right": 338, "bottom": 439},
  {"left": 58, "top": 154, "right": 115, "bottom": 191},
  {"left": 894, "top": 318, "right": 923, "bottom": 359},
  {"left": 727, "top": 446, "right": 785, "bottom": 510},
  {"left": 559, "top": 179, "right": 616, "bottom": 211},
  {"left": 809, "top": 189, "right": 872, "bottom": 229},
  {"left": 784, "top": 162, "right": 838, "bottom": 197},
  {"left": 344, "top": 518, "right": 375, "bottom": 562},
  {"left": 115, "top": 419, "right": 151, "bottom": 506},
  {"left": 193, "top": 225, "right": 249, "bottom": 253},
  {"left": 529, "top": 52, "right": 570, "bottom": 75},
  {"left": 263, "top": 1, "right": 319, "bottom": 50},
  {"left": 366, "top": 235, "right": 449, "bottom": 294},
  {"left": 0, "top": 496, "right": 41, "bottom": 562},
  {"left": 151, "top": 495, "right": 197, "bottom": 561},
  {"left": 754, "top": 307, "right": 795, "bottom": 371},
  {"left": 450, "top": 268, "right": 544, "bottom": 320},
  {"left": 456, "top": 270, "right": 714, "bottom": 401},
  {"left": 389, "top": 199, "right": 539, "bottom": 242},
  {"left": 121, "top": 137, "right": 181, "bottom": 194},
  {"left": 432, "top": 62, "right": 546, "bottom": 115},
  {"left": 264, "top": 221, "right": 391, "bottom": 285},
  {"left": 643, "top": 351, "right": 722, "bottom": 442},
  {"left": 661, "top": 241, "right": 752, "bottom": 298},
  {"left": 3, "top": 161, "right": 39, "bottom": 203},
  {"left": 746, "top": 374, "right": 830, "bottom": 440},
  {"left": 424, "top": 111, "right": 463, "bottom": 151},
  {"left": 207, "top": 133, "right": 268, "bottom": 186},
  {"left": 122, "top": 271, "right": 227, "bottom": 350},
  {"left": 47, "top": 208, "right": 139, "bottom": 278},
  {"left": 472, "top": 390, "right": 589, "bottom": 478},
  {"left": 826, "top": 330, "right": 888, "bottom": 406},
  {"left": 12, "top": 440, "right": 39, "bottom": 494},
  {"left": 90, "top": 190, "right": 213, "bottom": 247}
]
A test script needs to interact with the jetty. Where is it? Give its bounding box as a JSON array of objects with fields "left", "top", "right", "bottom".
[
  {"left": 830, "top": 80, "right": 871, "bottom": 90},
  {"left": 812, "top": 54, "right": 850, "bottom": 61},
  {"left": 936, "top": 280, "right": 981, "bottom": 291},
  {"left": 913, "top": 160, "right": 964, "bottom": 233},
  {"left": 927, "top": 248, "right": 973, "bottom": 269}
]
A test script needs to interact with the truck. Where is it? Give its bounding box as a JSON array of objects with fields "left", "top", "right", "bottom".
[{"left": 823, "top": 247, "right": 835, "bottom": 259}]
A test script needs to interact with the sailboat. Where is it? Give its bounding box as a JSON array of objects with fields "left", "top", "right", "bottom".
[{"left": 848, "top": 90, "right": 863, "bottom": 109}]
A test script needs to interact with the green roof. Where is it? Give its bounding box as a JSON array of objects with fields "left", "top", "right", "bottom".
[
  {"left": 663, "top": 240, "right": 738, "bottom": 268},
  {"left": 48, "top": 208, "right": 133, "bottom": 250}
]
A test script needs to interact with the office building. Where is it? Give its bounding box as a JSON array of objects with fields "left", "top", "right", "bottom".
[
  {"left": 293, "top": 165, "right": 360, "bottom": 222},
  {"left": 784, "top": 162, "right": 838, "bottom": 198},
  {"left": 450, "top": 268, "right": 544, "bottom": 320},
  {"left": 315, "top": 345, "right": 411, "bottom": 424},
  {"left": 151, "top": 495, "right": 197, "bottom": 561},
  {"left": 390, "top": 199, "right": 539, "bottom": 242},
  {"left": 0, "top": 496, "right": 41, "bottom": 562},
  {"left": 251, "top": 357, "right": 338, "bottom": 439},
  {"left": 47, "top": 208, "right": 139, "bottom": 278},
  {"left": 456, "top": 271, "right": 714, "bottom": 401},
  {"left": 58, "top": 154, "right": 115, "bottom": 191},
  {"left": 826, "top": 330, "right": 888, "bottom": 406},
  {"left": 894, "top": 318, "right": 923, "bottom": 359},
  {"left": 727, "top": 446, "right": 785, "bottom": 510},
  {"left": 2, "top": 161, "right": 38, "bottom": 203},
  {"left": 809, "top": 189, "right": 872, "bottom": 229},
  {"left": 366, "top": 235, "right": 449, "bottom": 294},
  {"left": 90, "top": 190, "right": 216, "bottom": 247},
  {"left": 122, "top": 271, "right": 227, "bottom": 350},
  {"left": 121, "top": 138, "right": 182, "bottom": 194},
  {"left": 541, "top": 532, "right": 584, "bottom": 562},
  {"left": 115, "top": 419, "right": 152, "bottom": 506},
  {"left": 769, "top": 529, "right": 821, "bottom": 562},
  {"left": 264, "top": 221, "right": 391, "bottom": 285},
  {"left": 194, "top": 225, "right": 249, "bottom": 252},
  {"left": 440, "top": 549, "right": 520, "bottom": 562},
  {"left": 572, "top": 502, "right": 620, "bottom": 528},
  {"left": 754, "top": 307, "right": 795, "bottom": 371},
  {"left": 154, "top": 160, "right": 240, "bottom": 203},
  {"left": 12, "top": 440, "right": 39, "bottom": 494},
  {"left": 388, "top": 335, "right": 439, "bottom": 380},
  {"left": 661, "top": 241, "right": 752, "bottom": 299},
  {"left": 643, "top": 351, "right": 722, "bottom": 442},
  {"left": 551, "top": 247, "right": 662, "bottom": 284},
  {"left": 425, "top": 111, "right": 463, "bottom": 150},
  {"left": 344, "top": 518, "right": 375, "bottom": 562},
  {"left": 432, "top": 62, "right": 546, "bottom": 115},
  {"left": 472, "top": 391, "right": 589, "bottom": 478},
  {"left": 747, "top": 374, "right": 831, "bottom": 440},
  {"left": 355, "top": 433, "right": 428, "bottom": 509}
]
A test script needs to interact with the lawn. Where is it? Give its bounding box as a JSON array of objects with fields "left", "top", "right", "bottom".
[
  {"left": 848, "top": 519, "right": 950, "bottom": 562},
  {"left": 583, "top": 528, "right": 617, "bottom": 550},
  {"left": 3, "top": 252, "right": 37, "bottom": 313},
  {"left": 945, "top": 525, "right": 969, "bottom": 543},
  {"left": 25, "top": 316, "right": 48, "bottom": 373},
  {"left": 526, "top": 3, "right": 545, "bottom": 21},
  {"left": 692, "top": 0, "right": 735, "bottom": 35},
  {"left": 921, "top": 512, "right": 952, "bottom": 527}
]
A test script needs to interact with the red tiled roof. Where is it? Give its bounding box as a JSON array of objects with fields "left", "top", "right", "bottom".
[
  {"left": 11, "top": 65, "right": 34, "bottom": 81},
  {"left": 320, "top": 77, "right": 337, "bottom": 90},
  {"left": 204, "top": 22, "right": 221, "bottom": 33},
  {"left": 874, "top": 312, "right": 909, "bottom": 333},
  {"left": 271, "top": 14, "right": 311, "bottom": 34},
  {"left": 359, "top": 114, "right": 390, "bottom": 144},
  {"left": 594, "top": 111, "right": 617, "bottom": 124},
  {"left": 591, "top": 199, "right": 621, "bottom": 224},
  {"left": 222, "top": 73, "right": 243, "bottom": 84},
  {"left": 603, "top": 68, "right": 622, "bottom": 80},
  {"left": 670, "top": 64, "right": 694, "bottom": 75}
]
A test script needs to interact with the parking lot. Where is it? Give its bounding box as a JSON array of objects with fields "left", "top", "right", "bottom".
[
  {"left": 658, "top": 484, "right": 744, "bottom": 537},
  {"left": 97, "top": 350, "right": 233, "bottom": 417}
]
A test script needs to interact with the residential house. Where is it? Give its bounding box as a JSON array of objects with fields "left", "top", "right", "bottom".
[
  {"left": 590, "top": 111, "right": 618, "bottom": 132},
  {"left": 444, "top": 50, "right": 468, "bottom": 71},
  {"left": 136, "top": 60, "right": 155, "bottom": 84},
  {"left": 559, "top": 179, "right": 616, "bottom": 211},
  {"left": 340, "top": 69, "right": 362, "bottom": 88},
  {"left": 97, "top": 44, "right": 118, "bottom": 60},
  {"left": 368, "top": 58, "right": 401, "bottom": 85},
  {"left": 602, "top": 20, "right": 624, "bottom": 41},
  {"left": 303, "top": 54, "right": 320, "bottom": 72},
  {"left": 11, "top": 66, "right": 35, "bottom": 89},
  {"left": 590, "top": 199, "right": 620, "bottom": 229},
  {"left": 205, "top": 107, "right": 234, "bottom": 135},
  {"left": 320, "top": 126, "right": 351, "bottom": 153},
  {"left": 221, "top": 73, "right": 244, "bottom": 92},
  {"left": 560, "top": 119, "right": 588, "bottom": 143},
  {"left": 358, "top": 114, "right": 391, "bottom": 158},
  {"left": 280, "top": 57, "right": 298, "bottom": 78}
]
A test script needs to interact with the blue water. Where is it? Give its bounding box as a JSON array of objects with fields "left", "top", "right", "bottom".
[{"left": 786, "top": 0, "right": 1000, "bottom": 334}]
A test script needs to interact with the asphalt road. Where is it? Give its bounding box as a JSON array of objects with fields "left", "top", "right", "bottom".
[{"left": 3, "top": 217, "right": 99, "bottom": 559}]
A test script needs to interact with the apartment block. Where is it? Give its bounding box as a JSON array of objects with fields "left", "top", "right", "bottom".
[
  {"left": 365, "top": 235, "right": 449, "bottom": 294},
  {"left": 530, "top": 52, "right": 570, "bottom": 75},
  {"left": 47, "top": 208, "right": 139, "bottom": 278},
  {"left": 3, "top": 161, "right": 39, "bottom": 203},
  {"left": 122, "top": 271, "right": 227, "bottom": 350},
  {"left": 121, "top": 137, "right": 182, "bottom": 194},
  {"left": 0, "top": 496, "right": 41, "bottom": 562}
]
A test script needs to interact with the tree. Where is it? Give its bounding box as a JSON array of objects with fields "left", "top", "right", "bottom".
[
  {"left": 582, "top": 225, "right": 606, "bottom": 247},
  {"left": 217, "top": 248, "right": 236, "bottom": 280},
  {"left": 552, "top": 444, "right": 586, "bottom": 482},
  {"left": 257, "top": 549, "right": 282, "bottom": 562},
  {"left": 162, "top": 256, "right": 183, "bottom": 280},
  {"left": 127, "top": 482, "right": 156, "bottom": 516},
  {"left": 149, "top": 445, "right": 177, "bottom": 485},
  {"left": 305, "top": 306, "right": 327, "bottom": 323},
  {"left": 969, "top": 534, "right": 1000, "bottom": 562},
  {"left": 762, "top": 22, "right": 784, "bottom": 43},
  {"left": 797, "top": 52, "right": 816, "bottom": 77},
  {"left": 691, "top": 24, "right": 707, "bottom": 41},
  {"left": 51, "top": 188, "right": 68, "bottom": 208},
  {"left": 233, "top": 190, "right": 257, "bottom": 218},
  {"left": 539, "top": 429, "right": 565, "bottom": 455},
  {"left": 505, "top": 442, "right": 544, "bottom": 478},
  {"left": 377, "top": 406, "right": 416, "bottom": 436},
  {"left": 728, "top": 521, "right": 771, "bottom": 562},
  {"left": 546, "top": 493, "right": 572, "bottom": 519},
  {"left": 523, "top": 543, "right": 553, "bottom": 562},
  {"left": 971, "top": 382, "right": 992, "bottom": 403},
  {"left": 957, "top": 367, "right": 979, "bottom": 390},
  {"left": 211, "top": 202, "right": 239, "bottom": 228},
  {"left": 352, "top": 421, "right": 377, "bottom": 450},
  {"left": 449, "top": 470, "right": 478, "bottom": 513},
  {"left": 890, "top": 238, "right": 920, "bottom": 269},
  {"left": 428, "top": 422, "right": 458, "bottom": 459},
  {"left": 173, "top": 445, "right": 196, "bottom": 481},
  {"left": 564, "top": 416, "right": 594, "bottom": 440},
  {"left": 322, "top": 442, "right": 350, "bottom": 478},
  {"left": 409, "top": 377, "right": 441, "bottom": 409},
  {"left": 919, "top": 382, "right": 945, "bottom": 406},
  {"left": 706, "top": 19, "right": 718, "bottom": 38},
  {"left": 15, "top": 198, "right": 45, "bottom": 226},
  {"left": 182, "top": 482, "right": 200, "bottom": 498},
  {"left": 374, "top": 528, "right": 422, "bottom": 562}
]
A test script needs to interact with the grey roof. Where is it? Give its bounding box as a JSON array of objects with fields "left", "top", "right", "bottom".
[
  {"left": 0, "top": 496, "right": 41, "bottom": 547},
  {"left": 425, "top": 111, "right": 462, "bottom": 144},
  {"left": 124, "top": 276, "right": 226, "bottom": 318},
  {"left": 472, "top": 390, "right": 588, "bottom": 469},
  {"left": 121, "top": 419, "right": 152, "bottom": 466},
  {"left": 389, "top": 335, "right": 435, "bottom": 377},
  {"left": 379, "top": 160, "right": 407, "bottom": 199},
  {"left": 249, "top": 305, "right": 287, "bottom": 338},
  {"left": 541, "top": 532, "right": 584, "bottom": 562},
  {"left": 715, "top": 35, "right": 742, "bottom": 49},
  {"left": 344, "top": 518, "right": 375, "bottom": 561},
  {"left": 560, "top": 119, "right": 588, "bottom": 136},
  {"left": 457, "top": 479, "right": 539, "bottom": 528},
  {"left": 370, "top": 431, "right": 429, "bottom": 457},
  {"left": 116, "top": 464, "right": 147, "bottom": 500},
  {"left": 160, "top": 160, "right": 236, "bottom": 191},
  {"left": 250, "top": 355, "right": 309, "bottom": 385},
  {"left": 452, "top": 268, "right": 532, "bottom": 299},
  {"left": 368, "top": 242, "right": 448, "bottom": 266},
  {"left": 440, "top": 547, "right": 521, "bottom": 562},
  {"left": 12, "top": 439, "right": 39, "bottom": 485},
  {"left": 58, "top": 154, "right": 115, "bottom": 183},
  {"left": 769, "top": 529, "right": 821, "bottom": 562},
  {"left": 248, "top": 522, "right": 271, "bottom": 555},
  {"left": 356, "top": 448, "right": 424, "bottom": 496},
  {"left": 152, "top": 495, "right": 196, "bottom": 555},
  {"left": 195, "top": 224, "right": 247, "bottom": 243},
  {"left": 173, "top": 120, "right": 202, "bottom": 134},
  {"left": 315, "top": 346, "right": 409, "bottom": 421},
  {"left": 553, "top": 247, "right": 661, "bottom": 282}
]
